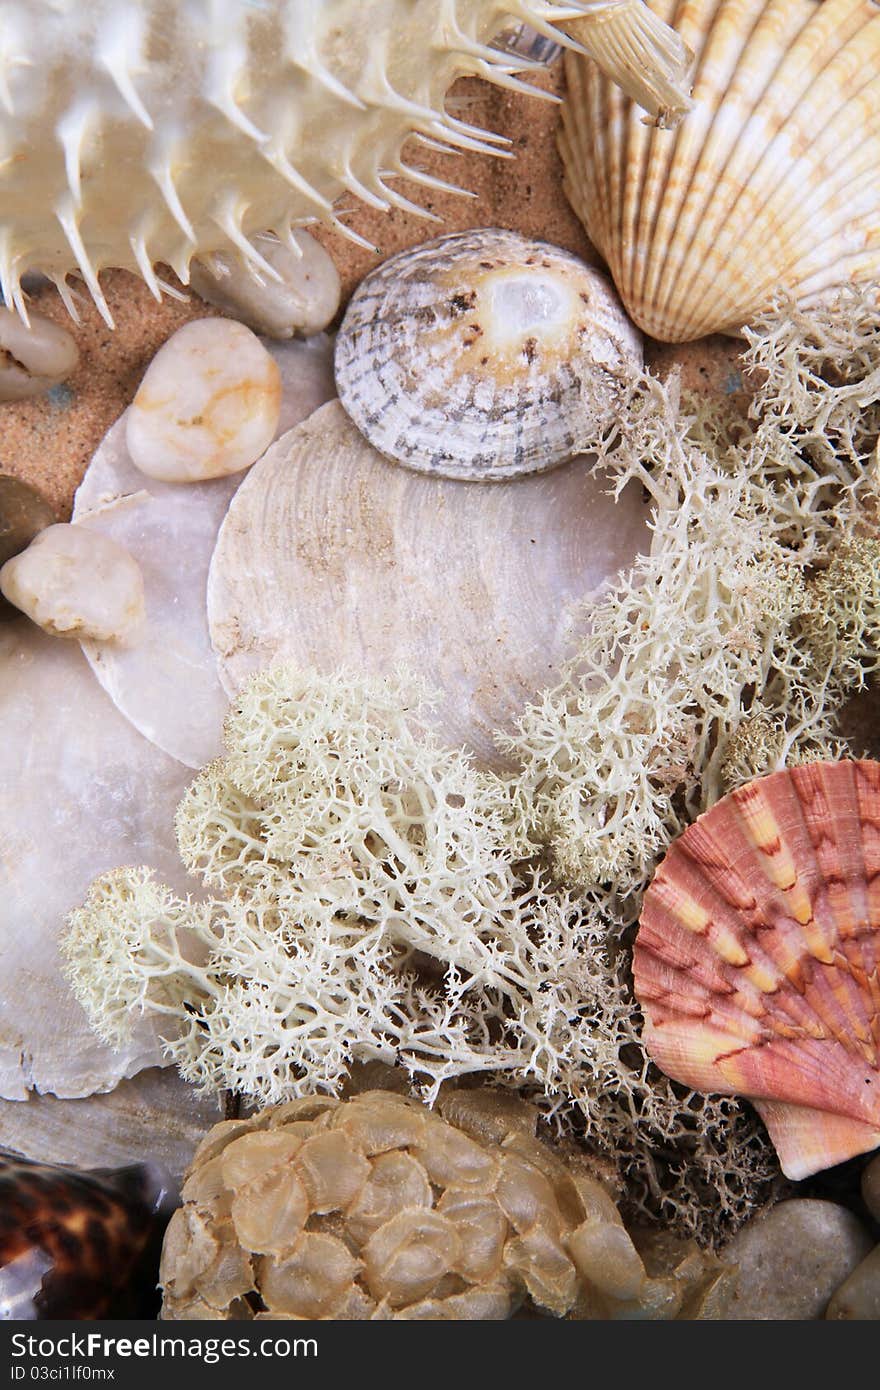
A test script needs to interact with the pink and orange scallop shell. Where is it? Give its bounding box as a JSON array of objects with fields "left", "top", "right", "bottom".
[{"left": 634, "top": 760, "right": 880, "bottom": 1180}]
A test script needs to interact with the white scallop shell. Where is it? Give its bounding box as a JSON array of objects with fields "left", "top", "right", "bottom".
[
  {"left": 72, "top": 334, "right": 335, "bottom": 769},
  {"left": 560, "top": 0, "right": 880, "bottom": 341},
  {"left": 207, "top": 399, "right": 650, "bottom": 766},
  {"left": 335, "top": 229, "right": 642, "bottom": 481}
]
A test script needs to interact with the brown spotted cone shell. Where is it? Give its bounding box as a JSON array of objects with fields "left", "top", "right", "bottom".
[
  {"left": 334, "top": 228, "right": 642, "bottom": 482},
  {"left": 633, "top": 761, "right": 880, "bottom": 1180},
  {"left": 0, "top": 1151, "right": 174, "bottom": 1318}
]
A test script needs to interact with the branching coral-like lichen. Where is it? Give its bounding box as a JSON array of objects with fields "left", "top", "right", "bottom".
[
  {"left": 503, "top": 292, "right": 880, "bottom": 903},
  {"left": 491, "top": 293, "right": 880, "bottom": 1239},
  {"left": 63, "top": 668, "right": 642, "bottom": 1116}
]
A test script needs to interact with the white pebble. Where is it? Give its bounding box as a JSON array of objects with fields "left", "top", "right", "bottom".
[
  {"left": 0, "top": 307, "right": 79, "bottom": 401},
  {"left": 190, "top": 231, "right": 341, "bottom": 339},
  {"left": 0, "top": 524, "right": 145, "bottom": 641},
  {"left": 125, "top": 319, "right": 282, "bottom": 483}
]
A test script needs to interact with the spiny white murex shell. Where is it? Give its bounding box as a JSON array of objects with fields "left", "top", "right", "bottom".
[
  {"left": 560, "top": 0, "right": 880, "bottom": 341},
  {"left": 0, "top": 1, "right": 691, "bottom": 327},
  {"left": 335, "top": 229, "right": 642, "bottom": 480}
]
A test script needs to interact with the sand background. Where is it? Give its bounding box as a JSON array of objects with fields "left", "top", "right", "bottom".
[{"left": 1, "top": 66, "right": 601, "bottom": 520}]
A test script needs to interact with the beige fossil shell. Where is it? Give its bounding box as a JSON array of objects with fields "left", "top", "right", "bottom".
[
  {"left": 334, "top": 229, "right": 642, "bottom": 481},
  {"left": 207, "top": 399, "right": 650, "bottom": 765},
  {"left": 633, "top": 760, "right": 880, "bottom": 1180},
  {"left": 560, "top": 0, "right": 880, "bottom": 341}
]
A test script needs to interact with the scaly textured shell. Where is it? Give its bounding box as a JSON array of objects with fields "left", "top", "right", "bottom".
[
  {"left": 0, "top": 1152, "right": 174, "bottom": 1319},
  {"left": 560, "top": 0, "right": 880, "bottom": 341},
  {"left": 334, "top": 228, "right": 642, "bottom": 480},
  {"left": 207, "top": 400, "right": 650, "bottom": 765},
  {"left": 159, "top": 1089, "right": 718, "bottom": 1320},
  {"left": 633, "top": 761, "right": 880, "bottom": 1180}
]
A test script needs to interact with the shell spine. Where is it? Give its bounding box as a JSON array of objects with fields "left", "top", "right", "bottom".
[{"left": 0, "top": 0, "right": 589, "bottom": 324}]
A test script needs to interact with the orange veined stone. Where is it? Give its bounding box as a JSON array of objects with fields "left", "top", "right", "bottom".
[{"left": 633, "top": 759, "right": 880, "bottom": 1180}]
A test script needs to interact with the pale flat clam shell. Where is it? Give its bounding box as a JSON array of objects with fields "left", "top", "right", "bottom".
[
  {"left": 0, "top": 1069, "right": 224, "bottom": 1180},
  {"left": 560, "top": 0, "right": 880, "bottom": 341},
  {"left": 207, "top": 400, "right": 650, "bottom": 766},
  {"left": 73, "top": 335, "right": 335, "bottom": 769},
  {"left": 0, "top": 620, "right": 197, "bottom": 1100}
]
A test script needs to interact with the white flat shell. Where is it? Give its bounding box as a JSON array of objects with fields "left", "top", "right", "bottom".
[
  {"left": 0, "top": 621, "right": 197, "bottom": 1100},
  {"left": 207, "top": 400, "right": 651, "bottom": 765},
  {"left": 73, "top": 334, "right": 335, "bottom": 768}
]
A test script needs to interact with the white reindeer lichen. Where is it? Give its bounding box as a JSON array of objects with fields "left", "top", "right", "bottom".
[
  {"left": 502, "top": 293, "right": 880, "bottom": 904},
  {"left": 63, "top": 668, "right": 630, "bottom": 1110}
]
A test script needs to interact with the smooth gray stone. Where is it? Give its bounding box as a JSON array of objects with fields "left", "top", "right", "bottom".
[
  {"left": 862, "top": 1153, "right": 880, "bottom": 1223},
  {"left": 702, "top": 1200, "right": 873, "bottom": 1320},
  {"left": 826, "top": 1244, "right": 880, "bottom": 1320}
]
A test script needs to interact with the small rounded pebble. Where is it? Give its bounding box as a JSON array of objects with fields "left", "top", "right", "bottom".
[
  {"left": 701, "top": 1199, "right": 873, "bottom": 1320},
  {"left": 125, "top": 319, "right": 282, "bottom": 483},
  {"left": 190, "top": 231, "right": 341, "bottom": 339},
  {"left": 0, "top": 307, "right": 80, "bottom": 402},
  {"left": 0, "top": 476, "right": 56, "bottom": 619},
  {"left": 826, "top": 1243, "right": 880, "bottom": 1320},
  {"left": 862, "top": 1152, "right": 880, "bottom": 1223},
  {"left": 0, "top": 523, "right": 145, "bottom": 641}
]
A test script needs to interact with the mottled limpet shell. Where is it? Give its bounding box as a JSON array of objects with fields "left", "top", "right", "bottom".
[
  {"left": 207, "top": 400, "right": 650, "bottom": 766},
  {"left": 633, "top": 760, "right": 880, "bottom": 1180},
  {"left": 335, "top": 228, "right": 643, "bottom": 481},
  {"left": 0, "top": 1152, "right": 175, "bottom": 1319}
]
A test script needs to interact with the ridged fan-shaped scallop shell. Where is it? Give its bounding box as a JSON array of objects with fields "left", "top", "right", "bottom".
[
  {"left": 560, "top": 0, "right": 880, "bottom": 341},
  {"left": 633, "top": 761, "right": 880, "bottom": 1179},
  {"left": 334, "top": 229, "right": 642, "bottom": 481}
]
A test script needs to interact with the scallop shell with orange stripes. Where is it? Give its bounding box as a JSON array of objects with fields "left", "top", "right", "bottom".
[
  {"left": 633, "top": 760, "right": 880, "bottom": 1180},
  {"left": 559, "top": 0, "right": 880, "bottom": 341}
]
